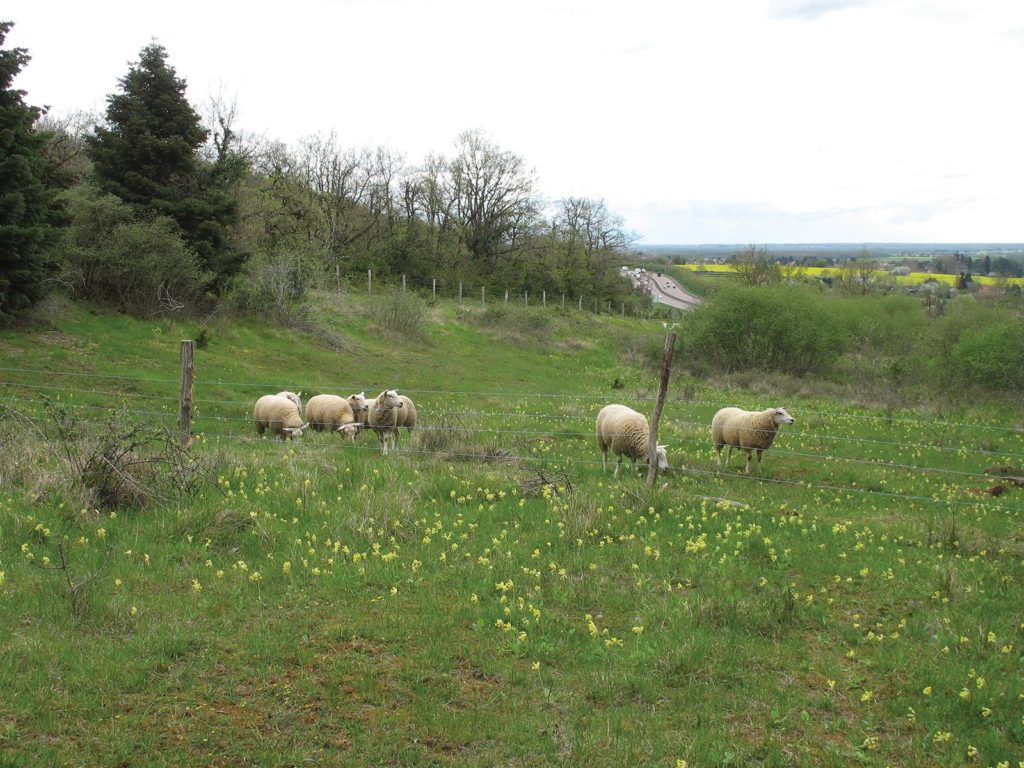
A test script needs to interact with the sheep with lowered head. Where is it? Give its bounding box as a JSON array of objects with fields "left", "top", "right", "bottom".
[
  {"left": 596, "top": 404, "right": 668, "bottom": 478},
  {"left": 254, "top": 394, "right": 308, "bottom": 439},
  {"left": 711, "top": 406, "right": 794, "bottom": 474},
  {"left": 305, "top": 393, "right": 367, "bottom": 440},
  {"left": 366, "top": 389, "right": 404, "bottom": 454}
]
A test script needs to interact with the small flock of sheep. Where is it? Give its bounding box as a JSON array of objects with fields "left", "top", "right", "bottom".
[
  {"left": 253, "top": 389, "right": 794, "bottom": 475},
  {"left": 253, "top": 389, "right": 417, "bottom": 455},
  {"left": 596, "top": 403, "right": 794, "bottom": 476}
]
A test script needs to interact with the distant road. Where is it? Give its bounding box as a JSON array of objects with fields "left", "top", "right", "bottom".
[{"left": 637, "top": 272, "right": 701, "bottom": 311}]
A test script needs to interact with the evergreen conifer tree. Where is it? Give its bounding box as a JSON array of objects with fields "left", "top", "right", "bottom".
[
  {"left": 0, "top": 21, "right": 61, "bottom": 322},
  {"left": 87, "top": 43, "right": 238, "bottom": 282}
]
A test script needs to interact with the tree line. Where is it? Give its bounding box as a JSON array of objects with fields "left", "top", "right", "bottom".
[{"left": 0, "top": 28, "right": 638, "bottom": 323}]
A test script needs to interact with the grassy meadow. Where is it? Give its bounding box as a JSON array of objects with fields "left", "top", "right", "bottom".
[{"left": 1, "top": 293, "right": 1023, "bottom": 767}]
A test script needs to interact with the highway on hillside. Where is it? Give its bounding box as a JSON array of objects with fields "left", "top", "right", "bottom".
[{"left": 641, "top": 272, "right": 701, "bottom": 311}]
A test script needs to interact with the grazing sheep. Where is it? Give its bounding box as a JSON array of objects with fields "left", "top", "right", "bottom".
[
  {"left": 254, "top": 395, "right": 307, "bottom": 439},
  {"left": 596, "top": 404, "right": 668, "bottom": 478},
  {"left": 711, "top": 407, "right": 794, "bottom": 474},
  {"left": 396, "top": 395, "right": 417, "bottom": 435},
  {"left": 305, "top": 393, "right": 365, "bottom": 438},
  {"left": 367, "top": 389, "right": 405, "bottom": 454}
]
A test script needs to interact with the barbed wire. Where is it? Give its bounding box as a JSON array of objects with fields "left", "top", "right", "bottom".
[{"left": 2, "top": 365, "right": 1021, "bottom": 434}]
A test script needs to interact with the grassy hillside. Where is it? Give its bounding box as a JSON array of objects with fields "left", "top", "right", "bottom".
[{"left": 1, "top": 293, "right": 1023, "bottom": 767}]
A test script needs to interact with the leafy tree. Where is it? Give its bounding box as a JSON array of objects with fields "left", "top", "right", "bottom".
[
  {"left": 0, "top": 21, "right": 62, "bottom": 322},
  {"left": 87, "top": 43, "right": 238, "bottom": 283},
  {"left": 731, "top": 244, "right": 781, "bottom": 287}
]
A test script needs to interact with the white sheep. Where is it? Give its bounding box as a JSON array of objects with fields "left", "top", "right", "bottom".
[
  {"left": 596, "top": 404, "right": 668, "bottom": 478},
  {"left": 711, "top": 406, "right": 794, "bottom": 474},
  {"left": 396, "top": 395, "right": 417, "bottom": 436},
  {"left": 305, "top": 394, "right": 366, "bottom": 440},
  {"left": 254, "top": 394, "right": 308, "bottom": 439},
  {"left": 366, "top": 389, "right": 405, "bottom": 454}
]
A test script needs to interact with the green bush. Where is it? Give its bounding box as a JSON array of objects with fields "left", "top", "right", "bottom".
[
  {"left": 679, "top": 284, "right": 845, "bottom": 375},
  {"left": 928, "top": 299, "right": 1024, "bottom": 393},
  {"left": 59, "top": 186, "right": 212, "bottom": 317},
  {"left": 367, "top": 289, "right": 428, "bottom": 338},
  {"left": 460, "top": 303, "right": 553, "bottom": 344}
]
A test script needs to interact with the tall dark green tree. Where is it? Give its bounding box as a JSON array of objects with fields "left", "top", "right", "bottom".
[
  {"left": 0, "top": 21, "right": 61, "bottom": 323},
  {"left": 87, "top": 43, "right": 238, "bottom": 283}
]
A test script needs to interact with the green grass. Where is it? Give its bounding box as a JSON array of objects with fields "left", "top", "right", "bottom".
[{"left": 1, "top": 294, "right": 1022, "bottom": 767}]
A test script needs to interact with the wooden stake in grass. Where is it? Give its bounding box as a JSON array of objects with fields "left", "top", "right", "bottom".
[
  {"left": 368, "top": 269, "right": 373, "bottom": 294},
  {"left": 646, "top": 332, "right": 675, "bottom": 487},
  {"left": 178, "top": 339, "right": 195, "bottom": 449}
]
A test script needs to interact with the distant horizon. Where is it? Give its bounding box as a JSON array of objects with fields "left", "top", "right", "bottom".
[{"left": 635, "top": 242, "right": 1024, "bottom": 249}]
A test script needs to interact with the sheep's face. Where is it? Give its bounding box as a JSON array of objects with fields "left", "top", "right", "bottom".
[
  {"left": 349, "top": 392, "right": 369, "bottom": 414},
  {"left": 656, "top": 444, "right": 669, "bottom": 470},
  {"left": 282, "top": 426, "right": 304, "bottom": 439},
  {"left": 379, "top": 390, "right": 403, "bottom": 409},
  {"left": 772, "top": 408, "right": 794, "bottom": 426},
  {"left": 337, "top": 423, "right": 360, "bottom": 440}
]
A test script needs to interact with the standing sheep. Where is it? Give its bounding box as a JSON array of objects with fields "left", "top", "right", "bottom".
[
  {"left": 596, "top": 404, "right": 669, "bottom": 478},
  {"left": 305, "top": 393, "right": 367, "bottom": 440},
  {"left": 367, "top": 389, "right": 404, "bottom": 455},
  {"left": 711, "top": 407, "right": 794, "bottom": 474},
  {"left": 395, "top": 395, "right": 417, "bottom": 436},
  {"left": 254, "top": 395, "right": 308, "bottom": 439}
]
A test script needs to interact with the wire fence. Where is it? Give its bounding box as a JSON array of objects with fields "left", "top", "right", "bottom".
[{"left": 2, "top": 361, "right": 1023, "bottom": 517}]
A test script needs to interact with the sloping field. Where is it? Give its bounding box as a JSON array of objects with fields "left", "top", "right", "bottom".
[
  {"left": 1, "top": 296, "right": 1022, "bottom": 766},
  {"left": 680, "top": 263, "right": 1024, "bottom": 288}
]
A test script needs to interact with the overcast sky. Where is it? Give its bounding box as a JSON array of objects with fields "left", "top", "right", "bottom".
[{"left": 5, "top": 0, "right": 1023, "bottom": 244}]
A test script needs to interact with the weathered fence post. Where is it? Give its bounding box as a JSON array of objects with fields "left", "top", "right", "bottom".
[
  {"left": 504, "top": 290, "right": 509, "bottom": 305},
  {"left": 578, "top": 296, "right": 583, "bottom": 311},
  {"left": 402, "top": 274, "right": 407, "bottom": 293},
  {"left": 542, "top": 290, "right": 546, "bottom": 307},
  {"left": 621, "top": 302, "right": 625, "bottom": 317},
  {"left": 607, "top": 300, "right": 612, "bottom": 313},
  {"left": 525, "top": 291, "right": 529, "bottom": 306},
  {"left": 646, "top": 332, "right": 676, "bottom": 487},
  {"left": 432, "top": 278, "right": 436, "bottom": 299},
  {"left": 562, "top": 294, "right": 566, "bottom": 308},
  {"left": 178, "top": 340, "right": 195, "bottom": 449},
  {"left": 481, "top": 286, "right": 486, "bottom": 306},
  {"left": 368, "top": 269, "right": 373, "bottom": 294},
  {"left": 459, "top": 282, "right": 463, "bottom": 303}
]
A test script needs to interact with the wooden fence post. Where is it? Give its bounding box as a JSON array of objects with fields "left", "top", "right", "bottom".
[
  {"left": 646, "top": 332, "right": 676, "bottom": 487},
  {"left": 504, "top": 290, "right": 509, "bottom": 304},
  {"left": 178, "top": 340, "right": 195, "bottom": 449},
  {"left": 561, "top": 294, "right": 565, "bottom": 308},
  {"left": 542, "top": 290, "right": 546, "bottom": 307},
  {"left": 368, "top": 269, "right": 373, "bottom": 294},
  {"left": 402, "top": 274, "right": 407, "bottom": 292},
  {"left": 525, "top": 291, "right": 528, "bottom": 306},
  {"left": 481, "top": 286, "right": 486, "bottom": 306},
  {"left": 621, "top": 302, "right": 625, "bottom": 317},
  {"left": 432, "top": 278, "right": 436, "bottom": 299},
  {"left": 578, "top": 296, "right": 582, "bottom": 311},
  {"left": 459, "top": 282, "right": 463, "bottom": 303}
]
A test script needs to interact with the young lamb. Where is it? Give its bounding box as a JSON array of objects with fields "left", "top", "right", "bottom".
[
  {"left": 711, "top": 406, "right": 794, "bottom": 474},
  {"left": 366, "top": 389, "right": 405, "bottom": 454},
  {"left": 254, "top": 394, "right": 308, "bottom": 439},
  {"left": 596, "top": 404, "right": 668, "bottom": 478},
  {"left": 305, "top": 394, "right": 367, "bottom": 440}
]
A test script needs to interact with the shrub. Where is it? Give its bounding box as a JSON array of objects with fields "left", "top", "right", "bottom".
[
  {"left": 460, "top": 303, "right": 553, "bottom": 344},
  {"left": 928, "top": 300, "right": 1024, "bottom": 394},
  {"left": 60, "top": 186, "right": 212, "bottom": 316},
  {"left": 679, "top": 284, "right": 845, "bottom": 375},
  {"left": 223, "top": 249, "right": 313, "bottom": 325},
  {"left": 366, "top": 289, "right": 428, "bottom": 337}
]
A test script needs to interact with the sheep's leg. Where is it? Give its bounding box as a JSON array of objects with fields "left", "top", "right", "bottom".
[
  {"left": 614, "top": 455, "right": 622, "bottom": 478},
  {"left": 743, "top": 449, "right": 752, "bottom": 474},
  {"left": 726, "top": 446, "right": 733, "bottom": 466},
  {"left": 714, "top": 445, "right": 722, "bottom": 467},
  {"left": 600, "top": 447, "right": 607, "bottom": 473},
  {"left": 756, "top": 449, "right": 764, "bottom": 464}
]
